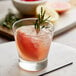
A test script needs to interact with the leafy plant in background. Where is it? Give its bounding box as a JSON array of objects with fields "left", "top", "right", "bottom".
[{"left": 0, "top": 10, "right": 20, "bottom": 29}]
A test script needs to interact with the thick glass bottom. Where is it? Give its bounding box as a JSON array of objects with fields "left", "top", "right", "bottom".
[{"left": 19, "top": 58, "right": 48, "bottom": 71}]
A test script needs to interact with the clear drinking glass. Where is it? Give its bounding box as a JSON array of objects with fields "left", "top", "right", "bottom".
[{"left": 12, "top": 18, "right": 54, "bottom": 71}]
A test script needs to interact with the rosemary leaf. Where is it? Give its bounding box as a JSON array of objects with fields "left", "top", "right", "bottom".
[
  {"left": 41, "top": 25, "right": 45, "bottom": 29},
  {"left": 34, "top": 7, "right": 51, "bottom": 33},
  {"left": 41, "top": 10, "right": 46, "bottom": 22},
  {"left": 38, "top": 14, "right": 41, "bottom": 23},
  {"left": 41, "top": 7, "right": 43, "bottom": 17},
  {"left": 44, "top": 16, "right": 51, "bottom": 22}
]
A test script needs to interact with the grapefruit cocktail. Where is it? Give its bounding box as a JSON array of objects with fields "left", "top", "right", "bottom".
[
  {"left": 13, "top": 18, "right": 54, "bottom": 71},
  {"left": 16, "top": 25, "right": 52, "bottom": 61}
]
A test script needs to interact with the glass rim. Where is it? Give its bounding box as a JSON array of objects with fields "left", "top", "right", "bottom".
[{"left": 12, "top": 18, "right": 54, "bottom": 37}]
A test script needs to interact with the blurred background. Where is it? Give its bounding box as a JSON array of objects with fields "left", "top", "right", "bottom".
[{"left": 0, "top": 0, "right": 76, "bottom": 49}]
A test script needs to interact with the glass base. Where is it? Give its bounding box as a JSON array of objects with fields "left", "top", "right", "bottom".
[{"left": 19, "top": 58, "right": 48, "bottom": 71}]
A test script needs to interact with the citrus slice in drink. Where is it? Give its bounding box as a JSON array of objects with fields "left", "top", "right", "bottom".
[
  {"left": 36, "top": 5, "right": 59, "bottom": 23},
  {"left": 16, "top": 30, "right": 40, "bottom": 61}
]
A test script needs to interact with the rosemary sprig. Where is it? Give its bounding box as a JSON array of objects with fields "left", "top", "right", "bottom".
[
  {"left": 34, "top": 7, "right": 50, "bottom": 33},
  {"left": 0, "top": 11, "right": 20, "bottom": 29}
]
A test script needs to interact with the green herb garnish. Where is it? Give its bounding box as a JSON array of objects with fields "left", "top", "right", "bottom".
[
  {"left": 0, "top": 10, "right": 20, "bottom": 29},
  {"left": 34, "top": 7, "right": 50, "bottom": 33}
]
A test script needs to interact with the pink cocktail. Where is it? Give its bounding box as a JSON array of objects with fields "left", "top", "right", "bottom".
[{"left": 13, "top": 18, "right": 54, "bottom": 71}]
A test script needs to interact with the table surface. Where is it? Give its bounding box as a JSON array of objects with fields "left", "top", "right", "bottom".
[
  {"left": 0, "top": 0, "right": 76, "bottom": 49},
  {"left": 0, "top": 41, "right": 76, "bottom": 76}
]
